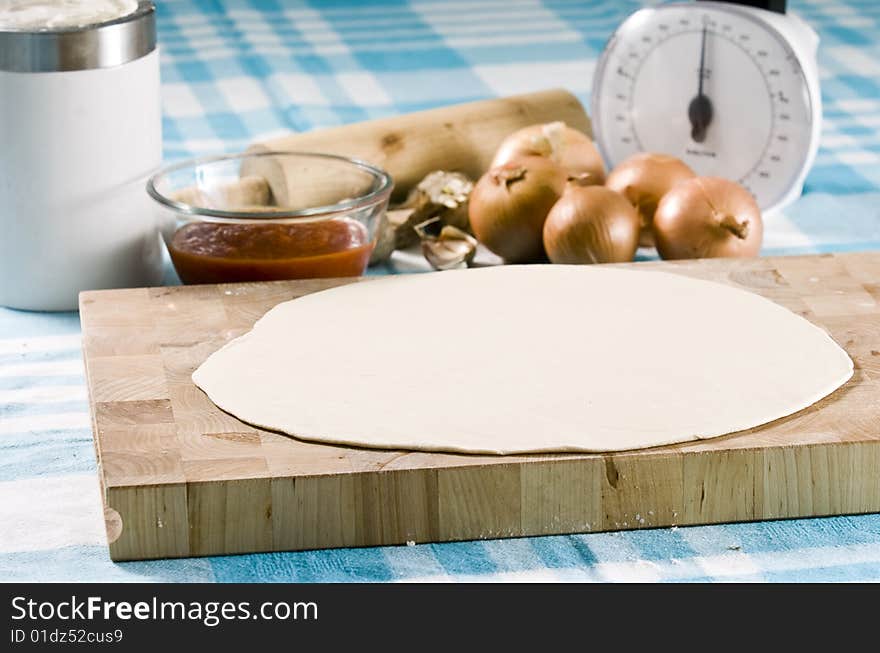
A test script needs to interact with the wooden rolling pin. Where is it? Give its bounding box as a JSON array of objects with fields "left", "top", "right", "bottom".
[{"left": 243, "top": 88, "right": 591, "bottom": 205}]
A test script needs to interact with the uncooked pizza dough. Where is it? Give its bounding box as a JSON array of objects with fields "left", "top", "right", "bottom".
[{"left": 193, "top": 266, "right": 853, "bottom": 454}]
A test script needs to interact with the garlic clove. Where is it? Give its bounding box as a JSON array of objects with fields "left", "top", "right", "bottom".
[
  {"left": 371, "top": 171, "right": 476, "bottom": 267},
  {"left": 417, "top": 170, "right": 474, "bottom": 210},
  {"left": 414, "top": 218, "right": 477, "bottom": 270},
  {"left": 423, "top": 236, "right": 477, "bottom": 271}
]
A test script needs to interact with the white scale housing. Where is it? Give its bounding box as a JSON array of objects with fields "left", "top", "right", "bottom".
[{"left": 591, "top": 1, "right": 822, "bottom": 215}]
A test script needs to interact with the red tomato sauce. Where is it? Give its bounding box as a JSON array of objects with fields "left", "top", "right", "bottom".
[{"left": 168, "top": 218, "right": 373, "bottom": 284}]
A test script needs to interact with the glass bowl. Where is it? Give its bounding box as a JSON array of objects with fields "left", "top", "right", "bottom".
[{"left": 147, "top": 151, "right": 393, "bottom": 285}]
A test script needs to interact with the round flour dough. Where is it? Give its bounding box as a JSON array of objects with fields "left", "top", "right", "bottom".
[{"left": 193, "top": 266, "right": 853, "bottom": 454}]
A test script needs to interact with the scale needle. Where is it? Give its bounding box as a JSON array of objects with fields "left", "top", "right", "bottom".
[{"left": 688, "top": 22, "right": 714, "bottom": 143}]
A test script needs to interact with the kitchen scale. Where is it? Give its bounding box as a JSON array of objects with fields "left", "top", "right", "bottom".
[{"left": 591, "top": 0, "right": 822, "bottom": 214}]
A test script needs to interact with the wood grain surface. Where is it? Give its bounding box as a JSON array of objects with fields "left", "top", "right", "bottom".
[{"left": 79, "top": 253, "right": 880, "bottom": 561}]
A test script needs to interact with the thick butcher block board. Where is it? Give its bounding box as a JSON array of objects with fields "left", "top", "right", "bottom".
[{"left": 79, "top": 253, "right": 880, "bottom": 561}]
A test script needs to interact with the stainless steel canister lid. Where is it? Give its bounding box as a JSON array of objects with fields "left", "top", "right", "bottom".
[{"left": 0, "top": 1, "right": 155, "bottom": 73}]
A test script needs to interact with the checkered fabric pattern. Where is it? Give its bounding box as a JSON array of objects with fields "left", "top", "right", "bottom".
[{"left": 2, "top": 0, "right": 880, "bottom": 583}]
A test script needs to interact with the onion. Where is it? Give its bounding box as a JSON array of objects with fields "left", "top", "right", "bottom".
[
  {"left": 469, "top": 156, "right": 566, "bottom": 263},
  {"left": 653, "top": 177, "right": 763, "bottom": 260},
  {"left": 542, "top": 182, "right": 639, "bottom": 264},
  {"left": 605, "top": 153, "right": 696, "bottom": 247},
  {"left": 492, "top": 121, "right": 605, "bottom": 184}
]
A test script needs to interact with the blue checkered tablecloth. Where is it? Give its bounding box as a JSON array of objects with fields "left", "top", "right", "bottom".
[{"left": 2, "top": 0, "right": 880, "bottom": 583}]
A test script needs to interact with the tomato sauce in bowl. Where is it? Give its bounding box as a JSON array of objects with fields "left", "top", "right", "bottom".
[
  {"left": 147, "top": 152, "right": 393, "bottom": 285},
  {"left": 168, "top": 218, "right": 373, "bottom": 284}
]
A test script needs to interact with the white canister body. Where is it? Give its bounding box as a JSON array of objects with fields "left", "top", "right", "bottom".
[{"left": 0, "top": 10, "right": 162, "bottom": 311}]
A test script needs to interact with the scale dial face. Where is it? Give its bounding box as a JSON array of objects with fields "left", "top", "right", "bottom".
[{"left": 591, "top": 2, "right": 814, "bottom": 211}]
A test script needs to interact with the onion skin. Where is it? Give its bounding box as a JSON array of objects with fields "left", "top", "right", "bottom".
[
  {"left": 653, "top": 177, "right": 763, "bottom": 260},
  {"left": 469, "top": 156, "right": 566, "bottom": 263},
  {"left": 491, "top": 122, "right": 606, "bottom": 184},
  {"left": 542, "top": 184, "right": 640, "bottom": 264},
  {"left": 605, "top": 153, "right": 696, "bottom": 247}
]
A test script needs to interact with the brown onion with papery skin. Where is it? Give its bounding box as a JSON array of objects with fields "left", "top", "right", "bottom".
[
  {"left": 491, "top": 122, "right": 606, "bottom": 184},
  {"left": 542, "top": 183, "right": 640, "bottom": 264},
  {"left": 605, "top": 153, "right": 696, "bottom": 247},
  {"left": 653, "top": 177, "right": 763, "bottom": 260},
  {"left": 469, "top": 156, "right": 566, "bottom": 263}
]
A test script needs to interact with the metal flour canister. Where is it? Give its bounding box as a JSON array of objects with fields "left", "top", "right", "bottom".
[{"left": 0, "top": 1, "right": 162, "bottom": 310}]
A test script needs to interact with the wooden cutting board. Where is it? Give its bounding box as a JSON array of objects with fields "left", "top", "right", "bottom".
[{"left": 79, "top": 252, "right": 880, "bottom": 561}]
